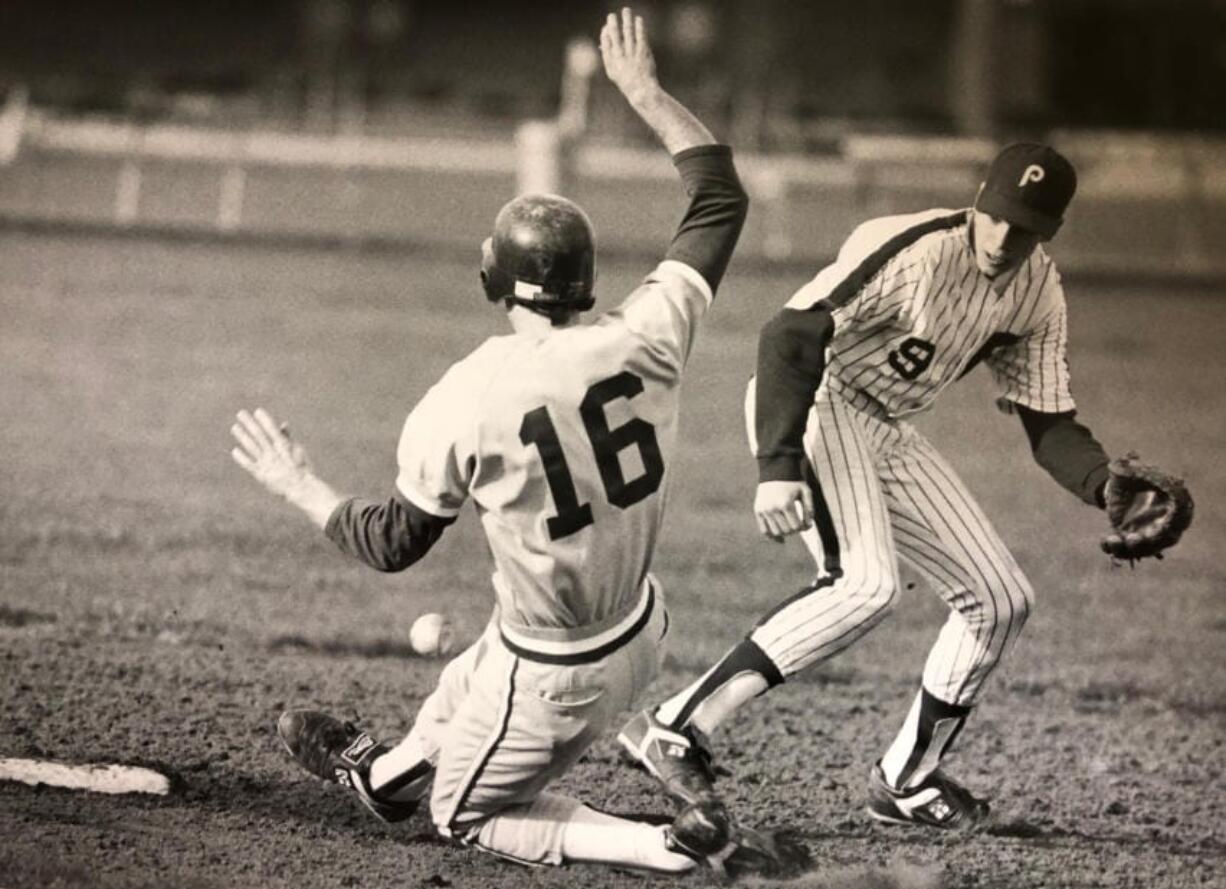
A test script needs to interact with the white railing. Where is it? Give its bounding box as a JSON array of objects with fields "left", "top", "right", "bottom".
[{"left": 3, "top": 99, "right": 1224, "bottom": 275}]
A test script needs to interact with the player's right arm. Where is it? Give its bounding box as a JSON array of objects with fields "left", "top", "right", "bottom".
[
  {"left": 750, "top": 307, "right": 830, "bottom": 539},
  {"left": 317, "top": 362, "right": 477, "bottom": 571},
  {"left": 751, "top": 216, "right": 926, "bottom": 539},
  {"left": 229, "top": 405, "right": 457, "bottom": 573},
  {"left": 751, "top": 227, "right": 880, "bottom": 539}
]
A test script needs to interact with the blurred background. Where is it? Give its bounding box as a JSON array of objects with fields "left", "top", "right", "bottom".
[
  {"left": 0, "top": 0, "right": 1224, "bottom": 275},
  {"left": 1, "top": 13, "right": 1223, "bottom": 884}
]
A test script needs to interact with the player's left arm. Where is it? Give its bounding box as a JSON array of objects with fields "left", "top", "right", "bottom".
[
  {"left": 1015, "top": 391, "right": 1195, "bottom": 561},
  {"left": 601, "top": 8, "right": 748, "bottom": 297},
  {"left": 996, "top": 260, "right": 1192, "bottom": 557},
  {"left": 988, "top": 323, "right": 1110, "bottom": 507},
  {"left": 1016, "top": 406, "right": 1110, "bottom": 507},
  {"left": 983, "top": 262, "right": 1109, "bottom": 505}
]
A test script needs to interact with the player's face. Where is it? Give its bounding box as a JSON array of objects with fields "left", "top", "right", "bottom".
[{"left": 971, "top": 210, "right": 1043, "bottom": 279}]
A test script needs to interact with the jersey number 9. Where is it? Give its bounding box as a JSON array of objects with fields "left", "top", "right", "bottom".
[{"left": 519, "top": 371, "right": 665, "bottom": 540}]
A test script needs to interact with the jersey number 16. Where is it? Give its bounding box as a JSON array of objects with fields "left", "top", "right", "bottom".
[{"left": 519, "top": 370, "right": 664, "bottom": 540}]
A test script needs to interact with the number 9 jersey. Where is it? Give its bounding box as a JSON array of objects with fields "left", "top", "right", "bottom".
[{"left": 394, "top": 260, "right": 713, "bottom": 637}]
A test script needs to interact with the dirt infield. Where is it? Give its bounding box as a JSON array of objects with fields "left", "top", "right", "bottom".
[{"left": 2, "top": 231, "right": 1223, "bottom": 888}]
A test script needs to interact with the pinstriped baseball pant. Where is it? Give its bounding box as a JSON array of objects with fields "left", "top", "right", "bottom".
[{"left": 747, "top": 384, "right": 1034, "bottom": 706}]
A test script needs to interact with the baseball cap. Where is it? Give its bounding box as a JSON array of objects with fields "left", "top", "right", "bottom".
[{"left": 975, "top": 142, "right": 1077, "bottom": 239}]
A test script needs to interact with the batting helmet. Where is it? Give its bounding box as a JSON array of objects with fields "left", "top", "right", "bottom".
[{"left": 480, "top": 193, "right": 596, "bottom": 316}]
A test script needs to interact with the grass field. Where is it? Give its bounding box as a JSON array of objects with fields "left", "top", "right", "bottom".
[{"left": 1, "top": 229, "right": 1223, "bottom": 889}]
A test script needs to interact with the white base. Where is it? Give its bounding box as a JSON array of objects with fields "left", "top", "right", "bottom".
[{"left": 0, "top": 757, "right": 171, "bottom": 795}]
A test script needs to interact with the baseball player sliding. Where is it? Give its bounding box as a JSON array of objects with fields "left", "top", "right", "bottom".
[
  {"left": 230, "top": 8, "right": 805, "bottom": 879},
  {"left": 620, "top": 143, "right": 1193, "bottom": 828}
]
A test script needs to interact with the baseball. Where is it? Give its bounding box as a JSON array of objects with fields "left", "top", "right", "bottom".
[{"left": 409, "top": 612, "right": 455, "bottom": 658}]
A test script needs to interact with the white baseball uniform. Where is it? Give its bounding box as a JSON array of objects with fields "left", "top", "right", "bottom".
[{"left": 394, "top": 259, "right": 712, "bottom": 861}]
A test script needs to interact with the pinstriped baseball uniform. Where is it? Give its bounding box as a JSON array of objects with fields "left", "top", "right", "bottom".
[
  {"left": 748, "top": 208, "right": 1071, "bottom": 705},
  {"left": 627, "top": 143, "right": 1099, "bottom": 819},
  {"left": 396, "top": 260, "right": 711, "bottom": 843}
]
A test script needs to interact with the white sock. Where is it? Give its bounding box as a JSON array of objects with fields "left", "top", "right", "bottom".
[
  {"left": 655, "top": 669, "right": 768, "bottom": 737},
  {"left": 880, "top": 687, "right": 970, "bottom": 790},
  {"left": 368, "top": 735, "right": 433, "bottom": 802},
  {"left": 880, "top": 691, "right": 923, "bottom": 788},
  {"left": 561, "top": 805, "right": 697, "bottom": 873}
]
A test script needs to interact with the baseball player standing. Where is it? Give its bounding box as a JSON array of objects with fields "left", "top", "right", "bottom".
[
  {"left": 229, "top": 8, "right": 802, "bottom": 878},
  {"left": 620, "top": 143, "right": 1190, "bottom": 828}
]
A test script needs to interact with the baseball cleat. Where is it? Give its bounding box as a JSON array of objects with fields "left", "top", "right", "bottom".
[
  {"left": 277, "top": 709, "right": 427, "bottom": 824},
  {"left": 617, "top": 708, "right": 719, "bottom": 807},
  {"left": 666, "top": 811, "right": 811, "bottom": 881},
  {"left": 865, "top": 761, "right": 989, "bottom": 830},
  {"left": 664, "top": 800, "right": 732, "bottom": 859}
]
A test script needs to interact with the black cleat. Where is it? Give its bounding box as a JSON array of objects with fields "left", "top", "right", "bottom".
[
  {"left": 277, "top": 709, "right": 427, "bottom": 824},
  {"left": 667, "top": 813, "right": 811, "bottom": 881},
  {"left": 664, "top": 800, "right": 732, "bottom": 859},
  {"left": 866, "top": 761, "right": 989, "bottom": 831},
  {"left": 617, "top": 708, "right": 719, "bottom": 808}
]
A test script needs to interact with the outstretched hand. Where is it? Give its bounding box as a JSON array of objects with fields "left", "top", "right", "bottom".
[
  {"left": 230, "top": 408, "right": 313, "bottom": 501},
  {"left": 230, "top": 407, "right": 342, "bottom": 529},
  {"left": 600, "top": 7, "right": 658, "bottom": 105}
]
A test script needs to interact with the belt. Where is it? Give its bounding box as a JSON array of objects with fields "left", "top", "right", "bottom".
[{"left": 500, "top": 579, "right": 656, "bottom": 666}]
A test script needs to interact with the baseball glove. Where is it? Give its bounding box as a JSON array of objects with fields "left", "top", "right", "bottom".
[{"left": 1100, "top": 453, "right": 1194, "bottom": 562}]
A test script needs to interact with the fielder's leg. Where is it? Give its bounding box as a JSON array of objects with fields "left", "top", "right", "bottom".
[
  {"left": 641, "top": 388, "right": 898, "bottom": 753},
  {"left": 876, "top": 511, "right": 983, "bottom": 794},
  {"left": 867, "top": 428, "right": 1032, "bottom": 827},
  {"left": 884, "top": 432, "right": 1033, "bottom": 708}
]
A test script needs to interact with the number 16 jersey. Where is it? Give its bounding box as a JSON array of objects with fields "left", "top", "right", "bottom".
[{"left": 394, "top": 260, "right": 712, "bottom": 635}]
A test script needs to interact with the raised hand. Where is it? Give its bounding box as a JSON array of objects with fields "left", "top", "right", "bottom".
[
  {"left": 600, "top": 7, "right": 659, "bottom": 105},
  {"left": 596, "top": 6, "right": 713, "bottom": 156}
]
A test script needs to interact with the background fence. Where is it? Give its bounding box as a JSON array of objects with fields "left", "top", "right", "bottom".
[{"left": 3, "top": 103, "right": 1224, "bottom": 280}]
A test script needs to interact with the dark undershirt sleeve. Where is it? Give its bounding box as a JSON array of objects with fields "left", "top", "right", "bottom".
[
  {"left": 324, "top": 490, "right": 455, "bottom": 572},
  {"left": 1016, "top": 405, "right": 1110, "bottom": 508},
  {"left": 663, "top": 144, "right": 749, "bottom": 296},
  {"left": 755, "top": 306, "right": 835, "bottom": 482}
]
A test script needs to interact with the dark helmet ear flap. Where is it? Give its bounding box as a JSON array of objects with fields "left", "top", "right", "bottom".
[{"left": 480, "top": 237, "right": 510, "bottom": 304}]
